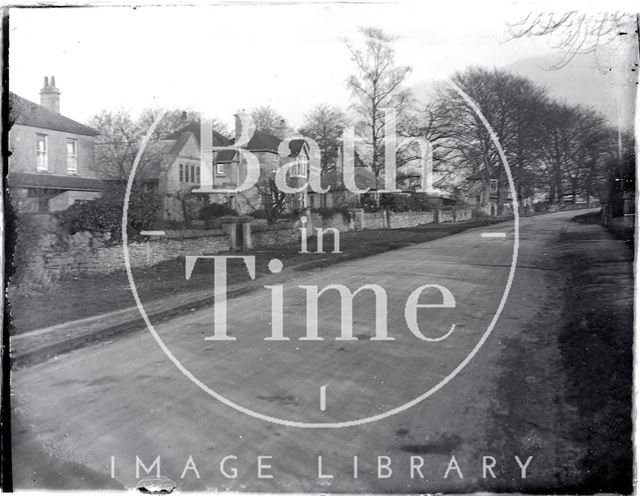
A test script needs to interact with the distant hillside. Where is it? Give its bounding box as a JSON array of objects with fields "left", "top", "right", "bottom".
[
  {"left": 413, "top": 51, "right": 636, "bottom": 130},
  {"left": 507, "top": 52, "right": 635, "bottom": 129}
]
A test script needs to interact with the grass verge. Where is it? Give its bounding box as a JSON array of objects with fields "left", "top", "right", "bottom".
[{"left": 557, "top": 221, "right": 633, "bottom": 492}]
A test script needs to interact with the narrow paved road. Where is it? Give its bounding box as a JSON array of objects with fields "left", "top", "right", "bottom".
[{"left": 12, "top": 210, "right": 593, "bottom": 491}]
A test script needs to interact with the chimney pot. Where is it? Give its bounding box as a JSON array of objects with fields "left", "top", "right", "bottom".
[
  {"left": 40, "top": 75, "right": 61, "bottom": 113},
  {"left": 275, "top": 118, "right": 288, "bottom": 141},
  {"left": 234, "top": 112, "right": 242, "bottom": 140}
]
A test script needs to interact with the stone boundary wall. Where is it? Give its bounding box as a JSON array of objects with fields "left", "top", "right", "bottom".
[
  {"left": 360, "top": 211, "right": 387, "bottom": 230},
  {"left": 455, "top": 208, "right": 473, "bottom": 222},
  {"left": 15, "top": 207, "right": 481, "bottom": 287},
  {"left": 251, "top": 222, "right": 300, "bottom": 249},
  {"left": 28, "top": 231, "right": 230, "bottom": 281},
  {"left": 438, "top": 209, "right": 455, "bottom": 223},
  {"left": 308, "top": 213, "right": 351, "bottom": 232},
  {"left": 388, "top": 211, "right": 435, "bottom": 228}
]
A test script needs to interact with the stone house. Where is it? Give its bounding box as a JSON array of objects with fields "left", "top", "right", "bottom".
[
  {"left": 465, "top": 166, "right": 516, "bottom": 216},
  {"left": 465, "top": 165, "right": 538, "bottom": 215},
  {"left": 140, "top": 123, "right": 231, "bottom": 221},
  {"left": 8, "top": 77, "right": 105, "bottom": 212},
  {"left": 210, "top": 114, "right": 312, "bottom": 215}
]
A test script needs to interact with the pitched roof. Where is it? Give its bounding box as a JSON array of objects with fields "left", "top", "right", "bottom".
[
  {"left": 8, "top": 172, "right": 108, "bottom": 191},
  {"left": 215, "top": 130, "right": 306, "bottom": 163},
  {"left": 167, "top": 121, "right": 232, "bottom": 147},
  {"left": 137, "top": 138, "right": 181, "bottom": 180},
  {"left": 139, "top": 130, "right": 200, "bottom": 180},
  {"left": 243, "top": 129, "right": 281, "bottom": 152},
  {"left": 236, "top": 129, "right": 307, "bottom": 155},
  {"left": 10, "top": 93, "right": 99, "bottom": 137}
]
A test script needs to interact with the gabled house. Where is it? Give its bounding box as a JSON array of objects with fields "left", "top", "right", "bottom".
[
  {"left": 465, "top": 166, "right": 517, "bottom": 216},
  {"left": 138, "top": 123, "right": 232, "bottom": 222},
  {"left": 211, "top": 114, "right": 311, "bottom": 215},
  {"left": 8, "top": 77, "right": 104, "bottom": 212}
]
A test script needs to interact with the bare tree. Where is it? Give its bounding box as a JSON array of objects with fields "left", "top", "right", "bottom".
[
  {"left": 90, "top": 109, "right": 144, "bottom": 181},
  {"left": 298, "top": 103, "right": 347, "bottom": 174},
  {"left": 250, "top": 106, "right": 284, "bottom": 135},
  {"left": 236, "top": 169, "right": 289, "bottom": 225},
  {"left": 393, "top": 101, "right": 459, "bottom": 191},
  {"left": 434, "top": 67, "right": 550, "bottom": 213},
  {"left": 346, "top": 27, "right": 412, "bottom": 182},
  {"left": 138, "top": 108, "right": 231, "bottom": 139},
  {"left": 508, "top": 12, "right": 639, "bottom": 68},
  {"left": 541, "top": 102, "right": 615, "bottom": 204},
  {"left": 90, "top": 108, "right": 229, "bottom": 183}
]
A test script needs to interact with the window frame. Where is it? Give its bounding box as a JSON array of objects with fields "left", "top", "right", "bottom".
[
  {"left": 216, "top": 163, "right": 225, "bottom": 176},
  {"left": 179, "top": 164, "right": 184, "bottom": 182},
  {"left": 489, "top": 179, "right": 498, "bottom": 193},
  {"left": 36, "top": 133, "right": 48, "bottom": 171},
  {"left": 66, "top": 138, "right": 78, "bottom": 173},
  {"left": 290, "top": 157, "right": 308, "bottom": 178}
]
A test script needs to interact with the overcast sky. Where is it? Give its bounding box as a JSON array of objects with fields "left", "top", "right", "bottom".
[{"left": 7, "top": 1, "right": 633, "bottom": 130}]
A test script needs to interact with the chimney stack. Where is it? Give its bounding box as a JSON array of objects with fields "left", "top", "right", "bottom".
[
  {"left": 40, "top": 75, "right": 61, "bottom": 113},
  {"left": 233, "top": 109, "right": 253, "bottom": 142},
  {"left": 275, "top": 118, "right": 288, "bottom": 141}
]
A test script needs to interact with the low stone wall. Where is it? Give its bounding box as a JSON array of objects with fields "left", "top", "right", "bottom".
[
  {"left": 14, "top": 218, "right": 231, "bottom": 289},
  {"left": 14, "top": 206, "right": 486, "bottom": 288},
  {"left": 438, "top": 209, "right": 455, "bottom": 223},
  {"left": 361, "top": 211, "right": 388, "bottom": 229},
  {"left": 251, "top": 222, "right": 300, "bottom": 249},
  {"left": 36, "top": 231, "right": 230, "bottom": 278},
  {"left": 389, "top": 211, "right": 435, "bottom": 228},
  {"left": 308, "top": 212, "right": 351, "bottom": 232},
  {"left": 454, "top": 208, "right": 473, "bottom": 222}
]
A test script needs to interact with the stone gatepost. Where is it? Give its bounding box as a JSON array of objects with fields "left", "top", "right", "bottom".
[
  {"left": 383, "top": 209, "right": 390, "bottom": 229},
  {"left": 238, "top": 216, "right": 254, "bottom": 250},
  {"left": 350, "top": 208, "right": 365, "bottom": 231},
  {"left": 219, "top": 215, "right": 239, "bottom": 251},
  {"left": 305, "top": 208, "right": 314, "bottom": 234}
]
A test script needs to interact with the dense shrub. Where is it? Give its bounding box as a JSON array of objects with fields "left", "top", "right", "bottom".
[
  {"left": 312, "top": 207, "right": 351, "bottom": 223},
  {"left": 380, "top": 194, "right": 409, "bottom": 212},
  {"left": 199, "top": 203, "right": 238, "bottom": 221},
  {"left": 361, "top": 196, "right": 380, "bottom": 212},
  {"left": 56, "top": 186, "right": 160, "bottom": 242},
  {"left": 379, "top": 193, "right": 434, "bottom": 212},
  {"left": 199, "top": 203, "right": 239, "bottom": 228}
]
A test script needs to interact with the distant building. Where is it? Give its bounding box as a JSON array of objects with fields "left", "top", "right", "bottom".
[
  {"left": 8, "top": 76, "right": 105, "bottom": 212},
  {"left": 465, "top": 166, "right": 521, "bottom": 216}
]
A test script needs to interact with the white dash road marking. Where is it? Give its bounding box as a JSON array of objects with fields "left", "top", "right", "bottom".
[
  {"left": 320, "top": 385, "right": 327, "bottom": 412},
  {"left": 481, "top": 232, "right": 507, "bottom": 238}
]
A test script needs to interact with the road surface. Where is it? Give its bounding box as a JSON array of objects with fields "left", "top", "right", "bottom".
[{"left": 11, "top": 211, "right": 593, "bottom": 491}]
